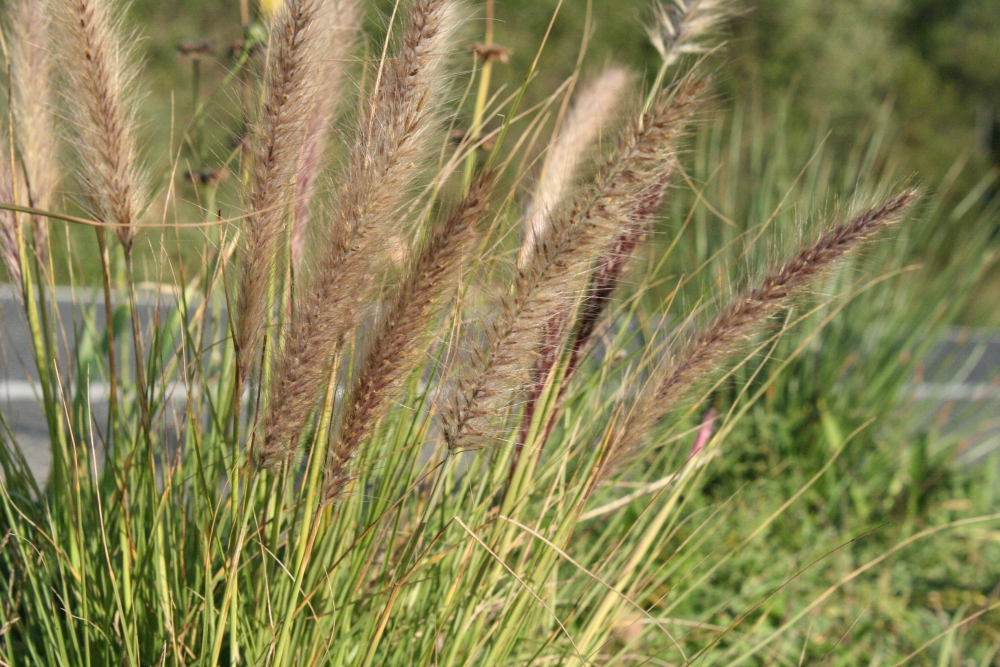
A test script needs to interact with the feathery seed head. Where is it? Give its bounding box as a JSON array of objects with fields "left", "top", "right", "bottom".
[
  {"left": 6, "top": 0, "right": 59, "bottom": 262},
  {"left": 595, "top": 189, "right": 918, "bottom": 481},
  {"left": 442, "top": 78, "right": 706, "bottom": 453},
  {"left": 566, "top": 177, "right": 670, "bottom": 380},
  {"left": 648, "top": 0, "right": 730, "bottom": 68},
  {"left": 322, "top": 173, "right": 495, "bottom": 502},
  {"left": 261, "top": 0, "right": 457, "bottom": 466},
  {"left": 521, "top": 67, "right": 630, "bottom": 265},
  {"left": 0, "top": 142, "right": 23, "bottom": 292},
  {"left": 236, "top": 0, "right": 347, "bottom": 378},
  {"left": 291, "top": 0, "right": 361, "bottom": 268},
  {"left": 56, "top": 0, "right": 147, "bottom": 252}
]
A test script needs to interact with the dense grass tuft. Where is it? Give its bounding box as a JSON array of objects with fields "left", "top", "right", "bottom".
[{"left": 0, "top": 0, "right": 998, "bottom": 665}]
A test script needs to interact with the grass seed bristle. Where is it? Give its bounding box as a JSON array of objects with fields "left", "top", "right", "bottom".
[
  {"left": 261, "top": 0, "right": 456, "bottom": 465},
  {"left": 596, "top": 189, "right": 918, "bottom": 480},
  {"left": 443, "top": 78, "right": 706, "bottom": 452}
]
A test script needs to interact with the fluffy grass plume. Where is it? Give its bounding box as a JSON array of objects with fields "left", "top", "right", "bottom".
[
  {"left": 0, "top": 140, "right": 22, "bottom": 290},
  {"left": 290, "top": 0, "right": 360, "bottom": 267},
  {"left": 597, "top": 189, "right": 918, "bottom": 479},
  {"left": 235, "top": 0, "right": 343, "bottom": 378},
  {"left": 4, "top": 0, "right": 997, "bottom": 663},
  {"left": 649, "top": 0, "right": 730, "bottom": 68},
  {"left": 443, "top": 78, "right": 705, "bottom": 452},
  {"left": 520, "top": 67, "right": 630, "bottom": 264},
  {"left": 572, "top": 180, "right": 668, "bottom": 369},
  {"left": 516, "top": 177, "right": 671, "bottom": 450},
  {"left": 6, "top": 0, "right": 59, "bottom": 262},
  {"left": 262, "top": 0, "right": 456, "bottom": 464},
  {"left": 55, "top": 0, "right": 146, "bottom": 252},
  {"left": 325, "top": 173, "right": 495, "bottom": 501}
]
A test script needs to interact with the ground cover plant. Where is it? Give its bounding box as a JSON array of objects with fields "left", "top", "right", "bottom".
[{"left": 0, "top": 0, "right": 999, "bottom": 665}]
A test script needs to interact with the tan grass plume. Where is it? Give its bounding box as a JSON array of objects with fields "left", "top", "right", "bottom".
[
  {"left": 442, "top": 78, "right": 706, "bottom": 452},
  {"left": 0, "top": 136, "right": 23, "bottom": 291},
  {"left": 648, "top": 0, "right": 730, "bottom": 69},
  {"left": 56, "top": 0, "right": 146, "bottom": 253},
  {"left": 595, "top": 190, "right": 918, "bottom": 482},
  {"left": 568, "top": 178, "right": 668, "bottom": 378},
  {"left": 516, "top": 178, "right": 669, "bottom": 450},
  {"left": 520, "top": 67, "right": 630, "bottom": 265},
  {"left": 324, "top": 173, "right": 494, "bottom": 502},
  {"left": 235, "top": 0, "right": 343, "bottom": 378},
  {"left": 261, "top": 0, "right": 457, "bottom": 465},
  {"left": 290, "top": 0, "right": 360, "bottom": 268},
  {"left": 7, "top": 0, "right": 59, "bottom": 263}
]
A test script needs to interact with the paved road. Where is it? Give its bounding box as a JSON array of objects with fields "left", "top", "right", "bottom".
[
  {"left": 2, "top": 286, "right": 998, "bottom": 482},
  {"left": 0, "top": 285, "right": 213, "bottom": 479},
  {"left": 911, "top": 328, "right": 1000, "bottom": 462}
]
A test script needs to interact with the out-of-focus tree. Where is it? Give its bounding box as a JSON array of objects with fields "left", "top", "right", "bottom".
[
  {"left": 903, "top": 0, "right": 1000, "bottom": 160},
  {"left": 726, "top": 0, "right": 1000, "bottom": 179},
  {"left": 129, "top": 0, "right": 1000, "bottom": 181}
]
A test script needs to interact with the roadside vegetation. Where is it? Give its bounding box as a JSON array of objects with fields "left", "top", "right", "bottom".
[{"left": 0, "top": 0, "right": 998, "bottom": 665}]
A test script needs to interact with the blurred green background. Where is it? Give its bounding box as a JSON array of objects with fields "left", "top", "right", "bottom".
[{"left": 130, "top": 0, "right": 1000, "bottom": 180}]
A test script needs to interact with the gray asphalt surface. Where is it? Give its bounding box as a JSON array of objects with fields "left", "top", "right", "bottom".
[
  {"left": 0, "top": 285, "right": 211, "bottom": 480},
  {"left": 2, "top": 286, "right": 998, "bottom": 483}
]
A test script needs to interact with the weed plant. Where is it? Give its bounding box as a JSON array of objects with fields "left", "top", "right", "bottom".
[{"left": 0, "top": 0, "right": 998, "bottom": 665}]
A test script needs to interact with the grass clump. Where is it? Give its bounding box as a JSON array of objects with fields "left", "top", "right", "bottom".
[{"left": 0, "top": 0, "right": 998, "bottom": 665}]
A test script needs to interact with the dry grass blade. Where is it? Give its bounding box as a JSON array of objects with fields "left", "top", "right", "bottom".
[
  {"left": 443, "top": 78, "right": 706, "bottom": 452},
  {"left": 6, "top": 0, "right": 59, "bottom": 263},
  {"left": 56, "top": 0, "right": 146, "bottom": 252},
  {"left": 262, "top": 0, "right": 456, "bottom": 465},
  {"left": 596, "top": 189, "right": 918, "bottom": 480},
  {"left": 236, "top": 0, "right": 340, "bottom": 377},
  {"left": 324, "top": 173, "right": 495, "bottom": 502},
  {"left": 521, "top": 67, "right": 630, "bottom": 265}
]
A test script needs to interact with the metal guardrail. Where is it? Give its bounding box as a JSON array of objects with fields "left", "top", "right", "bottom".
[{"left": 2, "top": 288, "right": 998, "bottom": 480}]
